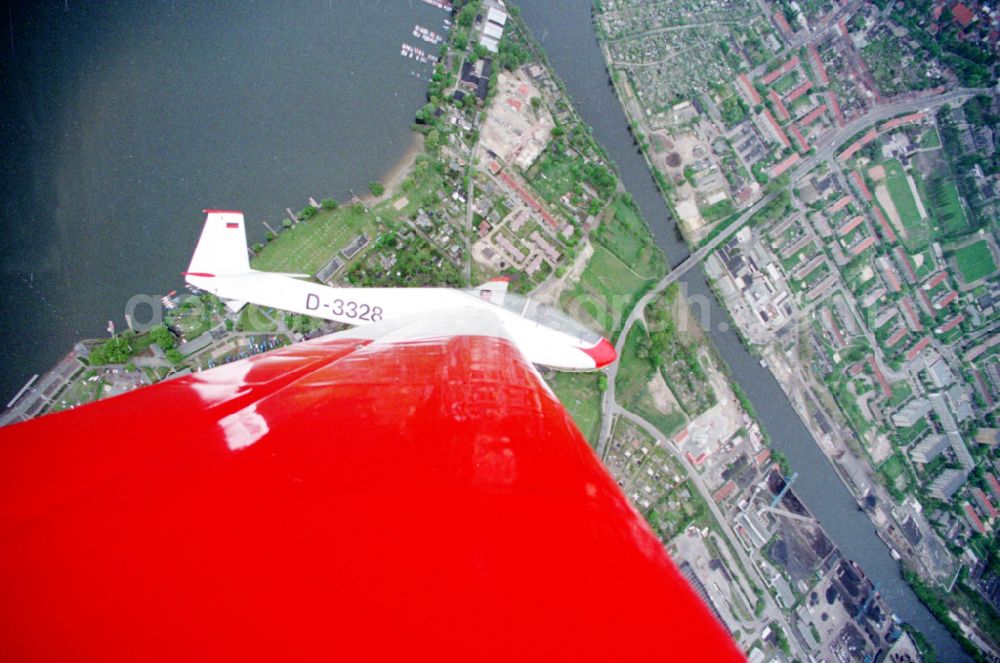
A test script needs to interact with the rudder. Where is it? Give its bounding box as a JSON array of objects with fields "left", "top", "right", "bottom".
[{"left": 185, "top": 210, "right": 250, "bottom": 277}]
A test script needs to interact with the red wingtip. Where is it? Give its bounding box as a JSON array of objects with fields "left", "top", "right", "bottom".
[
  {"left": 182, "top": 272, "right": 215, "bottom": 278},
  {"left": 490, "top": 276, "right": 512, "bottom": 283},
  {"left": 580, "top": 338, "right": 617, "bottom": 369}
]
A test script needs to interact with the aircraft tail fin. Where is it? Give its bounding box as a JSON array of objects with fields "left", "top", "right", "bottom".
[
  {"left": 185, "top": 210, "right": 251, "bottom": 278},
  {"left": 473, "top": 276, "right": 510, "bottom": 306},
  {"left": 474, "top": 276, "right": 510, "bottom": 292}
]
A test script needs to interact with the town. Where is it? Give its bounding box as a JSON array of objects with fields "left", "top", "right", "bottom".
[{"left": 599, "top": 0, "right": 1000, "bottom": 658}]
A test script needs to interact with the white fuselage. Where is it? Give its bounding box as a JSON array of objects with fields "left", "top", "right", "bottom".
[{"left": 187, "top": 272, "right": 605, "bottom": 371}]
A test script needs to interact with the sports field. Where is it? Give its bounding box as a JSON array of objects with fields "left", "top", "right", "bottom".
[
  {"left": 882, "top": 160, "right": 924, "bottom": 237},
  {"left": 955, "top": 240, "right": 996, "bottom": 283},
  {"left": 921, "top": 175, "right": 968, "bottom": 237}
]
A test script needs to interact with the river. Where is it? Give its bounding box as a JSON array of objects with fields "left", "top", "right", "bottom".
[
  {"left": 516, "top": 1, "right": 968, "bottom": 659},
  {"left": 0, "top": 0, "right": 445, "bottom": 401}
]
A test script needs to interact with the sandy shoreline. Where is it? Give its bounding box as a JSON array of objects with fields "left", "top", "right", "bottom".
[{"left": 359, "top": 132, "right": 425, "bottom": 205}]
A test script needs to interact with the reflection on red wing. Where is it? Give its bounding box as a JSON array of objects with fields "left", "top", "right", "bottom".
[{"left": 0, "top": 328, "right": 742, "bottom": 660}]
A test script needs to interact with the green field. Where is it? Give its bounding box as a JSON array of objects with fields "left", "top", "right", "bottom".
[
  {"left": 547, "top": 372, "right": 603, "bottom": 446},
  {"left": 793, "top": 263, "right": 829, "bottom": 292},
  {"left": 882, "top": 159, "right": 925, "bottom": 240},
  {"left": 614, "top": 323, "right": 686, "bottom": 437},
  {"left": 772, "top": 70, "right": 800, "bottom": 94},
  {"left": 889, "top": 380, "right": 913, "bottom": 407},
  {"left": 252, "top": 204, "right": 379, "bottom": 275},
  {"left": 529, "top": 150, "right": 580, "bottom": 205},
  {"left": 921, "top": 175, "right": 968, "bottom": 237},
  {"left": 562, "top": 244, "right": 657, "bottom": 341},
  {"left": 879, "top": 452, "right": 909, "bottom": 495},
  {"left": 615, "top": 325, "right": 652, "bottom": 410},
  {"left": 842, "top": 255, "right": 876, "bottom": 294},
  {"left": 919, "top": 128, "right": 941, "bottom": 149},
  {"left": 252, "top": 168, "right": 443, "bottom": 275},
  {"left": 593, "top": 196, "right": 666, "bottom": 278},
  {"left": 51, "top": 374, "right": 109, "bottom": 412},
  {"left": 584, "top": 196, "right": 667, "bottom": 340},
  {"left": 780, "top": 242, "right": 817, "bottom": 271},
  {"left": 893, "top": 418, "right": 929, "bottom": 446},
  {"left": 166, "top": 296, "right": 218, "bottom": 340},
  {"left": 237, "top": 305, "right": 279, "bottom": 333},
  {"left": 955, "top": 239, "right": 997, "bottom": 283},
  {"left": 910, "top": 248, "right": 935, "bottom": 281}
]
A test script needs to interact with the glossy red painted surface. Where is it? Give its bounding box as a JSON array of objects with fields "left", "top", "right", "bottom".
[
  {"left": 580, "top": 337, "right": 617, "bottom": 369},
  {"left": 0, "top": 332, "right": 742, "bottom": 661}
]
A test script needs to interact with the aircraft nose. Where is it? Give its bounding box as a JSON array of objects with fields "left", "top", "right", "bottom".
[{"left": 581, "top": 338, "right": 617, "bottom": 369}]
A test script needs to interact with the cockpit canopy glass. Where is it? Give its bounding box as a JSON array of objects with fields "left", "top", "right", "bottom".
[{"left": 464, "top": 290, "right": 602, "bottom": 344}]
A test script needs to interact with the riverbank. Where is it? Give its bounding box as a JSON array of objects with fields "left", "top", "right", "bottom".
[
  {"left": 4, "top": 123, "right": 430, "bottom": 426},
  {"left": 369, "top": 133, "right": 426, "bottom": 204},
  {"left": 515, "top": 1, "right": 971, "bottom": 659}
]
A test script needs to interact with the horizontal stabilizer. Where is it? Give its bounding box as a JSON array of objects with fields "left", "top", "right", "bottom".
[{"left": 224, "top": 299, "right": 248, "bottom": 313}]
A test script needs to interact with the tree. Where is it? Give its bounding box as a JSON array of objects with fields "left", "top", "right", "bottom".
[
  {"left": 683, "top": 165, "right": 696, "bottom": 185},
  {"left": 149, "top": 325, "right": 176, "bottom": 351},
  {"left": 426, "top": 129, "right": 441, "bottom": 151},
  {"left": 456, "top": 1, "right": 478, "bottom": 29},
  {"left": 415, "top": 102, "right": 437, "bottom": 125},
  {"left": 751, "top": 162, "right": 769, "bottom": 185},
  {"left": 165, "top": 348, "right": 183, "bottom": 365},
  {"left": 321, "top": 198, "right": 338, "bottom": 210},
  {"left": 369, "top": 181, "right": 385, "bottom": 197},
  {"left": 89, "top": 334, "right": 134, "bottom": 365},
  {"left": 530, "top": 96, "right": 541, "bottom": 111},
  {"left": 769, "top": 622, "right": 790, "bottom": 655}
]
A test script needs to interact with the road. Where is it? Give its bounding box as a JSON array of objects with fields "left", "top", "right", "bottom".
[{"left": 617, "top": 406, "right": 808, "bottom": 660}]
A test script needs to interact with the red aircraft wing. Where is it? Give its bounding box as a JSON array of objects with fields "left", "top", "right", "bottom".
[{"left": 0, "top": 322, "right": 743, "bottom": 660}]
